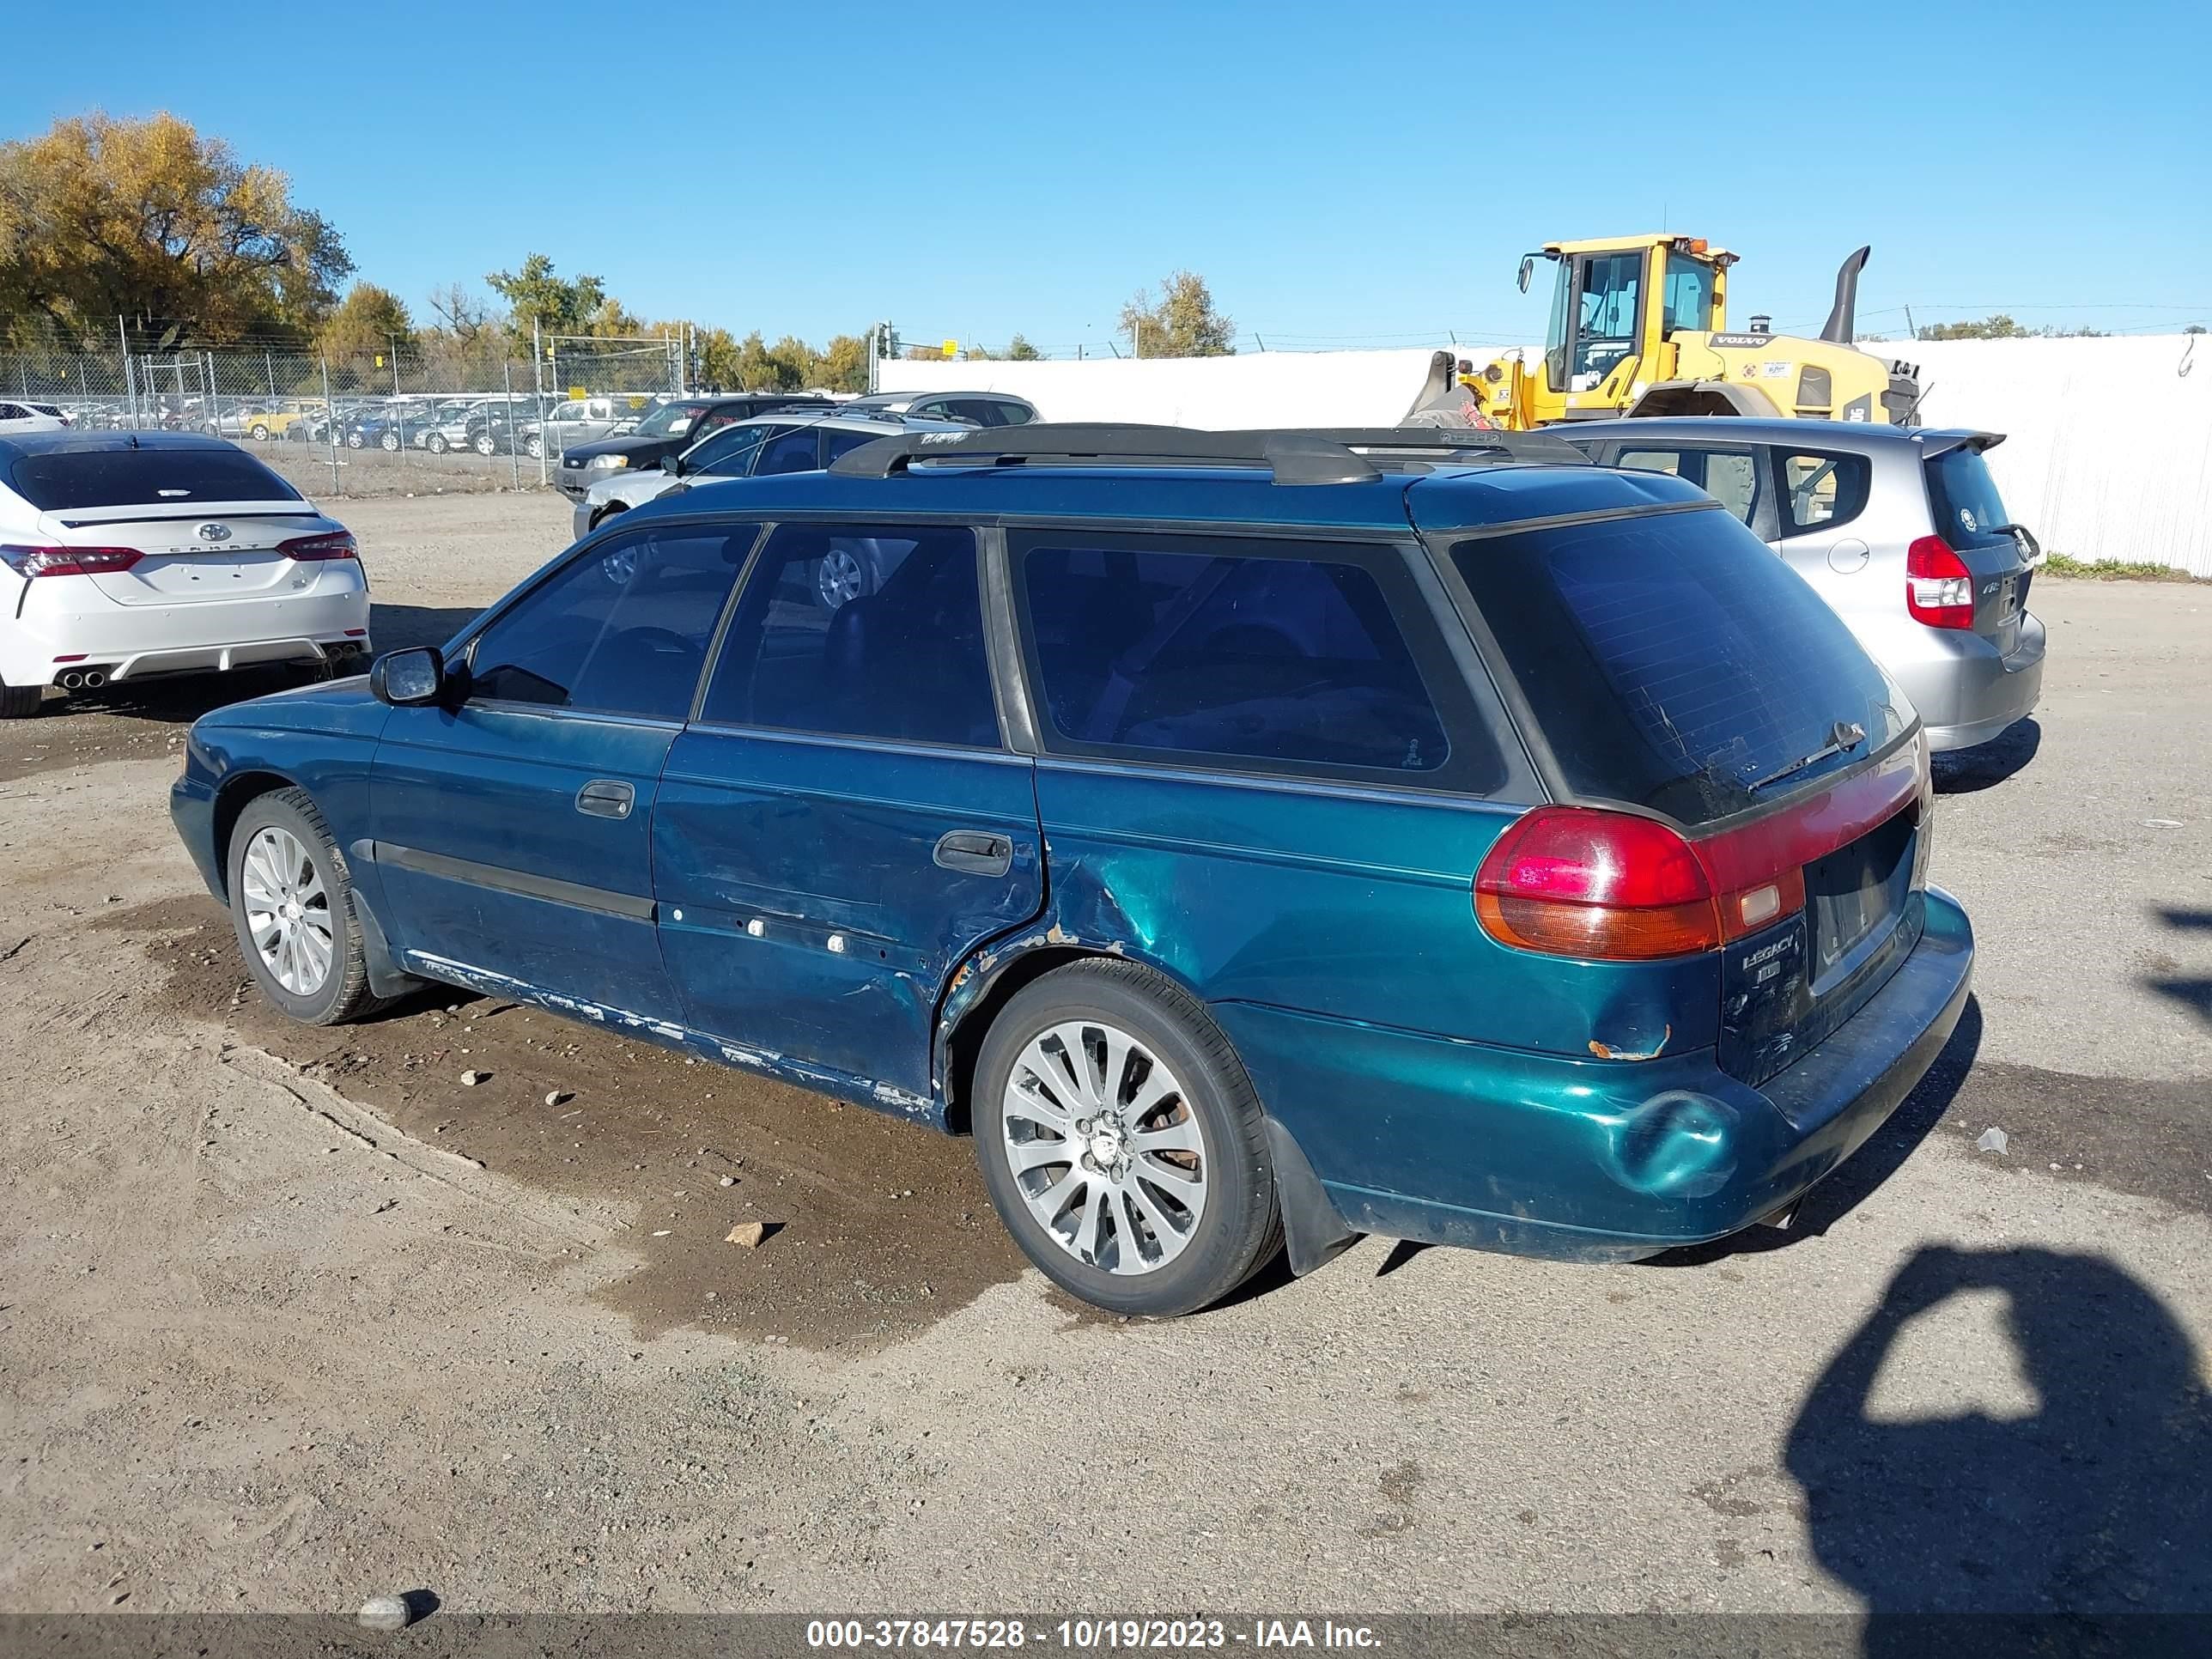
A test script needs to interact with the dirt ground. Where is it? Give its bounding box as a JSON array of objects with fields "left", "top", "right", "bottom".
[{"left": 1, "top": 493, "right": 2207, "bottom": 1621}]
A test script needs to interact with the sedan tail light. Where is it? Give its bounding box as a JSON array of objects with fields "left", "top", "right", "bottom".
[
  {"left": 1905, "top": 536, "right": 1975, "bottom": 629},
  {"left": 0, "top": 544, "right": 144, "bottom": 578},
  {"left": 278, "top": 532, "right": 359, "bottom": 562}
]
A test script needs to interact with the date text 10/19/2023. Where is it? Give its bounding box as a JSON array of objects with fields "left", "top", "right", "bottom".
[{"left": 805, "top": 1619, "right": 1382, "bottom": 1650}]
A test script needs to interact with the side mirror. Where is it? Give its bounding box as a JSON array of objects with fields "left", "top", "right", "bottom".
[
  {"left": 370, "top": 645, "right": 447, "bottom": 708},
  {"left": 1516, "top": 255, "right": 1535, "bottom": 295},
  {"left": 662, "top": 452, "right": 683, "bottom": 478}
]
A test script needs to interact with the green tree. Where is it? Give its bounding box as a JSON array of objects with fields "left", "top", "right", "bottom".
[
  {"left": 0, "top": 111, "right": 351, "bottom": 347},
  {"left": 1917, "top": 313, "right": 2027, "bottom": 341},
  {"left": 486, "top": 253, "right": 609, "bottom": 342},
  {"left": 317, "top": 282, "right": 414, "bottom": 361},
  {"left": 1121, "top": 270, "right": 1235, "bottom": 357},
  {"left": 1007, "top": 333, "right": 1042, "bottom": 361},
  {"left": 731, "top": 330, "right": 787, "bottom": 390},
  {"left": 690, "top": 325, "right": 741, "bottom": 389}
]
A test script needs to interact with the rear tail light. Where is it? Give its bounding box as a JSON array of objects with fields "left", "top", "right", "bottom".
[
  {"left": 1475, "top": 806, "right": 1811, "bottom": 962},
  {"left": 1905, "top": 536, "right": 1974, "bottom": 629},
  {"left": 278, "top": 532, "right": 359, "bottom": 562},
  {"left": 0, "top": 544, "right": 143, "bottom": 578}
]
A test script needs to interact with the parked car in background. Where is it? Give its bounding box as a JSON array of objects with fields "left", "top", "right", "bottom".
[
  {"left": 0, "top": 430, "right": 370, "bottom": 716},
  {"left": 839, "top": 390, "right": 1037, "bottom": 427},
  {"left": 523, "top": 395, "right": 656, "bottom": 460},
  {"left": 573, "top": 410, "right": 968, "bottom": 549},
  {"left": 0, "top": 400, "right": 70, "bottom": 434},
  {"left": 174, "top": 423, "right": 1972, "bottom": 1318},
  {"left": 244, "top": 407, "right": 313, "bottom": 442},
  {"left": 24, "top": 402, "right": 73, "bottom": 428},
  {"left": 410, "top": 399, "right": 489, "bottom": 454},
  {"left": 1561, "top": 418, "right": 2045, "bottom": 752},
  {"left": 464, "top": 400, "right": 538, "bottom": 457},
  {"left": 556, "top": 392, "right": 831, "bottom": 501}
]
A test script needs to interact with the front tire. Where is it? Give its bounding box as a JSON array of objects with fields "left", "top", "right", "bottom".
[
  {"left": 249, "top": 422, "right": 270, "bottom": 441},
  {"left": 475, "top": 434, "right": 495, "bottom": 456},
  {"left": 226, "top": 788, "right": 384, "bottom": 1025},
  {"left": 346, "top": 432, "right": 365, "bottom": 450},
  {"left": 428, "top": 433, "right": 448, "bottom": 454},
  {"left": 380, "top": 433, "right": 400, "bottom": 453},
  {"left": 974, "top": 960, "right": 1279, "bottom": 1316}
]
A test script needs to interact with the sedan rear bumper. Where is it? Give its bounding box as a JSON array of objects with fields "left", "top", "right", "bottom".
[
  {"left": 1218, "top": 887, "right": 1974, "bottom": 1265},
  {"left": 2, "top": 587, "right": 370, "bottom": 686}
]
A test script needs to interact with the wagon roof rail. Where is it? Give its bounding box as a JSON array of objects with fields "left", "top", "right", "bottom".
[{"left": 826, "top": 422, "right": 1591, "bottom": 484}]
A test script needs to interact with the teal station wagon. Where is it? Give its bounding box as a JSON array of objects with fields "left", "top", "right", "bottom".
[{"left": 172, "top": 426, "right": 1972, "bottom": 1316}]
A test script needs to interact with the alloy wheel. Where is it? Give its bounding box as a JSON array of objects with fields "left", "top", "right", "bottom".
[
  {"left": 817, "top": 548, "right": 866, "bottom": 609},
  {"left": 239, "top": 825, "right": 334, "bottom": 997},
  {"left": 1000, "top": 1019, "right": 1207, "bottom": 1275}
]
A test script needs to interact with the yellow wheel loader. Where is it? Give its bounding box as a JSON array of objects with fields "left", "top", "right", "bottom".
[{"left": 1444, "top": 234, "right": 1924, "bottom": 430}]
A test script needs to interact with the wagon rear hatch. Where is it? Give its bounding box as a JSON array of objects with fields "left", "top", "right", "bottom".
[
  {"left": 9, "top": 442, "right": 342, "bottom": 605},
  {"left": 1443, "top": 500, "right": 1929, "bottom": 1089}
]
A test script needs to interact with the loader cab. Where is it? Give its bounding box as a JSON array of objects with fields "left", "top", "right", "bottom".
[{"left": 1533, "top": 235, "right": 1734, "bottom": 410}]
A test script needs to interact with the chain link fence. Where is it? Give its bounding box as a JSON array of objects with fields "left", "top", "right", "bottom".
[{"left": 0, "top": 332, "right": 685, "bottom": 496}]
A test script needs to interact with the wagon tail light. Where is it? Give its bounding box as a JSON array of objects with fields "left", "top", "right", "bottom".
[
  {"left": 0, "top": 544, "right": 144, "bottom": 577},
  {"left": 278, "top": 531, "right": 359, "bottom": 562},
  {"left": 1475, "top": 807, "right": 1810, "bottom": 961},
  {"left": 1905, "top": 536, "right": 1974, "bottom": 629},
  {"left": 1475, "top": 738, "right": 1928, "bottom": 963}
]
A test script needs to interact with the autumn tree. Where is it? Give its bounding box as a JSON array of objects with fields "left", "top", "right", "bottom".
[
  {"left": 0, "top": 111, "right": 350, "bottom": 348},
  {"left": 1121, "top": 270, "right": 1234, "bottom": 357},
  {"left": 814, "top": 334, "right": 871, "bottom": 392},
  {"left": 317, "top": 282, "right": 413, "bottom": 361}
]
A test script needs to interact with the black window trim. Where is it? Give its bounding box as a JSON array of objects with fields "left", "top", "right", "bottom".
[
  {"left": 1005, "top": 525, "right": 1516, "bottom": 797},
  {"left": 686, "top": 518, "right": 1012, "bottom": 756},
  {"left": 451, "top": 517, "right": 765, "bottom": 726},
  {"left": 1596, "top": 444, "right": 1778, "bottom": 541},
  {"left": 1769, "top": 443, "right": 1874, "bottom": 541}
]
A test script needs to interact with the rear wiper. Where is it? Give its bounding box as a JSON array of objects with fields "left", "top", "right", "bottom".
[{"left": 1747, "top": 720, "right": 1867, "bottom": 793}]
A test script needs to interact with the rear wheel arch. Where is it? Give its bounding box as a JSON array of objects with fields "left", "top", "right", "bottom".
[{"left": 936, "top": 939, "right": 1214, "bottom": 1134}]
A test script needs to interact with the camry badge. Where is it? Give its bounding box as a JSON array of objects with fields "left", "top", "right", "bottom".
[{"left": 196, "top": 522, "right": 233, "bottom": 543}]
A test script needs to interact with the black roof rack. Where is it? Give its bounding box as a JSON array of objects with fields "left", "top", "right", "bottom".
[{"left": 825, "top": 422, "right": 1590, "bottom": 484}]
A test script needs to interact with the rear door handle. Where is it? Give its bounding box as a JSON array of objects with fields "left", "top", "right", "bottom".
[
  {"left": 933, "top": 829, "right": 1014, "bottom": 878},
  {"left": 575, "top": 780, "right": 635, "bottom": 819}
]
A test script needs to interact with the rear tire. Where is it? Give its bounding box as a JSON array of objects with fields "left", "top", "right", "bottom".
[
  {"left": 0, "top": 678, "right": 43, "bottom": 719},
  {"left": 248, "top": 422, "right": 270, "bottom": 441},
  {"left": 380, "top": 433, "right": 400, "bottom": 453},
  {"left": 346, "top": 432, "right": 365, "bottom": 450},
  {"left": 226, "top": 787, "right": 385, "bottom": 1026},
  {"left": 973, "top": 960, "right": 1280, "bottom": 1316},
  {"left": 428, "top": 433, "right": 448, "bottom": 454}
]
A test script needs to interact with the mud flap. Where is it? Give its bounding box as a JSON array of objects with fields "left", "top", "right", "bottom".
[{"left": 1265, "top": 1115, "right": 1361, "bottom": 1276}]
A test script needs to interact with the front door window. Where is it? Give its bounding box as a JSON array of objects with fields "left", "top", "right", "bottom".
[{"left": 1571, "top": 252, "right": 1644, "bottom": 390}]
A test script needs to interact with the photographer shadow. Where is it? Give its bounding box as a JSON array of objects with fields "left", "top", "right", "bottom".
[{"left": 1786, "top": 1245, "right": 2212, "bottom": 1652}]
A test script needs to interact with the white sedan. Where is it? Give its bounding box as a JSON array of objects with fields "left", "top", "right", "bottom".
[{"left": 0, "top": 430, "right": 372, "bottom": 717}]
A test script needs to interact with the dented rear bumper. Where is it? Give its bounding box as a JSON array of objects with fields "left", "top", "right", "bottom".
[{"left": 1218, "top": 887, "right": 1973, "bottom": 1266}]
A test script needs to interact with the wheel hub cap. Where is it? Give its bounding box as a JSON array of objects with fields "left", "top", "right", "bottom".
[
  {"left": 1001, "top": 1019, "right": 1208, "bottom": 1277},
  {"left": 240, "top": 824, "right": 334, "bottom": 998}
]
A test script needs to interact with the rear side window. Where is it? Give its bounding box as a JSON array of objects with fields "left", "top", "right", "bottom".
[
  {"left": 1453, "top": 508, "right": 1908, "bottom": 824},
  {"left": 465, "top": 525, "right": 755, "bottom": 721},
  {"left": 700, "top": 524, "right": 999, "bottom": 747},
  {"left": 1018, "top": 538, "right": 1499, "bottom": 789},
  {"left": 9, "top": 446, "right": 303, "bottom": 510},
  {"left": 1778, "top": 450, "right": 1872, "bottom": 537},
  {"left": 752, "top": 426, "right": 821, "bottom": 475},
  {"left": 1616, "top": 445, "right": 1762, "bottom": 526},
  {"left": 1925, "top": 447, "right": 2015, "bottom": 550},
  {"left": 686, "top": 424, "right": 773, "bottom": 475}
]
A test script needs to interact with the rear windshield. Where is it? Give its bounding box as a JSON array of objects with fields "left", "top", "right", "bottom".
[
  {"left": 9, "top": 447, "right": 303, "bottom": 511},
  {"left": 1451, "top": 507, "right": 1910, "bottom": 824},
  {"left": 1924, "top": 446, "right": 2014, "bottom": 550}
]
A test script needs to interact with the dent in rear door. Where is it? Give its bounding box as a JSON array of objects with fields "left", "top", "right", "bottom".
[{"left": 652, "top": 522, "right": 1042, "bottom": 1109}]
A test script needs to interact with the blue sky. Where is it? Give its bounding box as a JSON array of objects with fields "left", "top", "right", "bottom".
[{"left": 5, "top": 0, "right": 2207, "bottom": 353}]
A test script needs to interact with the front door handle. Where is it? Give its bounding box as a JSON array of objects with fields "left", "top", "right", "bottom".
[
  {"left": 934, "top": 829, "right": 1014, "bottom": 878},
  {"left": 576, "top": 779, "right": 635, "bottom": 820}
]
